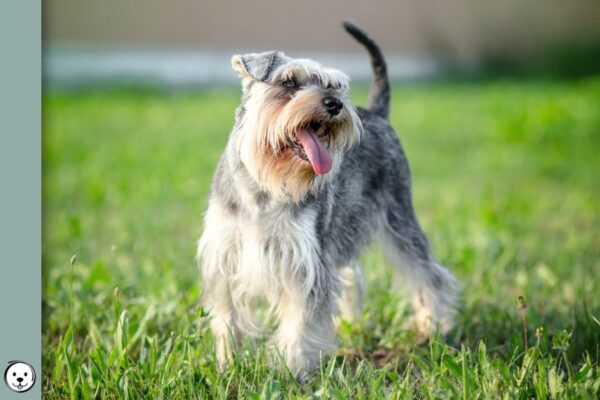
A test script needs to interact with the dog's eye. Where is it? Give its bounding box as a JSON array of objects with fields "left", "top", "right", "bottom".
[
  {"left": 24, "top": 372, "right": 27, "bottom": 376},
  {"left": 282, "top": 78, "right": 297, "bottom": 88},
  {"left": 12, "top": 373, "right": 16, "bottom": 376}
]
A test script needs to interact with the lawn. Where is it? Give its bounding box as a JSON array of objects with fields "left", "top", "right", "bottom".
[{"left": 43, "top": 78, "right": 600, "bottom": 399}]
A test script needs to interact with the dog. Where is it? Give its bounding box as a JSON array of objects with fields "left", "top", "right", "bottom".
[{"left": 197, "top": 22, "right": 458, "bottom": 375}]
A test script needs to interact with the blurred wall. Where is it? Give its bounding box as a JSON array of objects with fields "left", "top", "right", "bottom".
[{"left": 45, "top": 0, "right": 600, "bottom": 65}]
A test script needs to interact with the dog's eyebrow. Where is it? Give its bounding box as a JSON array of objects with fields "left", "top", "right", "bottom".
[{"left": 310, "top": 74, "right": 323, "bottom": 86}]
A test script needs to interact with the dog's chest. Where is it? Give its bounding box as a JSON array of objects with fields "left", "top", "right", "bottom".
[{"left": 235, "top": 205, "right": 321, "bottom": 294}]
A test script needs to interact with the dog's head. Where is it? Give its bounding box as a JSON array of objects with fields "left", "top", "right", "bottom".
[{"left": 231, "top": 51, "right": 362, "bottom": 202}]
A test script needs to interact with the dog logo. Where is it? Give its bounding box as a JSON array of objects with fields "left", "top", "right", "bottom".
[{"left": 4, "top": 361, "right": 36, "bottom": 393}]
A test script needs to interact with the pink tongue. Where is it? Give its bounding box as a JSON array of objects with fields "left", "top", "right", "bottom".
[{"left": 296, "top": 128, "right": 333, "bottom": 175}]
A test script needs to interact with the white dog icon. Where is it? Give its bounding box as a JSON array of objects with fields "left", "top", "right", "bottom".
[{"left": 4, "top": 361, "right": 36, "bottom": 393}]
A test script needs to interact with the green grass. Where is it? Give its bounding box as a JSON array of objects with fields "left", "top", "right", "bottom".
[{"left": 43, "top": 78, "right": 600, "bottom": 399}]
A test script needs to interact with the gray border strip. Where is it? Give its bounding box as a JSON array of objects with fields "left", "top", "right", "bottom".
[{"left": 0, "top": 1, "right": 41, "bottom": 399}]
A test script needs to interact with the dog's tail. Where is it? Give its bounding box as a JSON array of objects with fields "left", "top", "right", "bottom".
[{"left": 343, "top": 21, "right": 390, "bottom": 120}]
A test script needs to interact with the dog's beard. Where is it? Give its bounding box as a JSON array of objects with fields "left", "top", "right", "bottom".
[{"left": 238, "top": 87, "right": 361, "bottom": 202}]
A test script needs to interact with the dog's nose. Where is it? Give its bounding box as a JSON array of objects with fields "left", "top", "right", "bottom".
[
  {"left": 322, "top": 96, "right": 343, "bottom": 116},
  {"left": 16, "top": 377, "right": 23, "bottom": 383}
]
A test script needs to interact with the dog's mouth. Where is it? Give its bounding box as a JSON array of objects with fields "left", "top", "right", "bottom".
[
  {"left": 290, "top": 121, "right": 333, "bottom": 175},
  {"left": 12, "top": 383, "right": 25, "bottom": 390}
]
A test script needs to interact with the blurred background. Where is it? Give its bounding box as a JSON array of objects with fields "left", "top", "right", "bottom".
[{"left": 44, "top": 0, "right": 600, "bottom": 88}]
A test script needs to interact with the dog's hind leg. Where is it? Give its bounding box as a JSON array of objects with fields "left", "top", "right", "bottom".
[
  {"left": 337, "top": 263, "right": 365, "bottom": 323},
  {"left": 379, "top": 205, "right": 459, "bottom": 339}
]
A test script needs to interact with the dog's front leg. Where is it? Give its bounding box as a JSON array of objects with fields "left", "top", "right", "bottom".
[
  {"left": 273, "top": 271, "right": 338, "bottom": 375},
  {"left": 206, "top": 287, "right": 239, "bottom": 369},
  {"left": 197, "top": 201, "right": 241, "bottom": 369}
]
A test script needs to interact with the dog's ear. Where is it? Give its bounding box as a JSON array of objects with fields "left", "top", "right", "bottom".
[{"left": 231, "top": 51, "right": 287, "bottom": 81}]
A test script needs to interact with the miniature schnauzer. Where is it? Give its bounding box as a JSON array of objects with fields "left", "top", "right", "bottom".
[{"left": 197, "top": 22, "right": 458, "bottom": 374}]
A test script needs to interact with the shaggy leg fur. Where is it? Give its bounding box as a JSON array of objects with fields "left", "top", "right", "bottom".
[
  {"left": 381, "top": 208, "right": 458, "bottom": 339},
  {"left": 198, "top": 202, "right": 241, "bottom": 369},
  {"left": 274, "top": 292, "right": 337, "bottom": 374},
  {"left": 208, "top": 293, "right": 240, "bottom": 369},
  {"left": 337, "top": 263, "right": 365, "bottom": 322}
]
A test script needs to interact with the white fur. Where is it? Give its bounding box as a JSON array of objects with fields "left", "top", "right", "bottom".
[{"left": 198, "top": 198, "right": 337, "bottom": 372}]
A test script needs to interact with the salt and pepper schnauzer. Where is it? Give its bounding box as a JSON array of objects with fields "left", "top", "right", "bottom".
[{"left": 198, "top": 22, "right": 458, "bottom": 374}]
